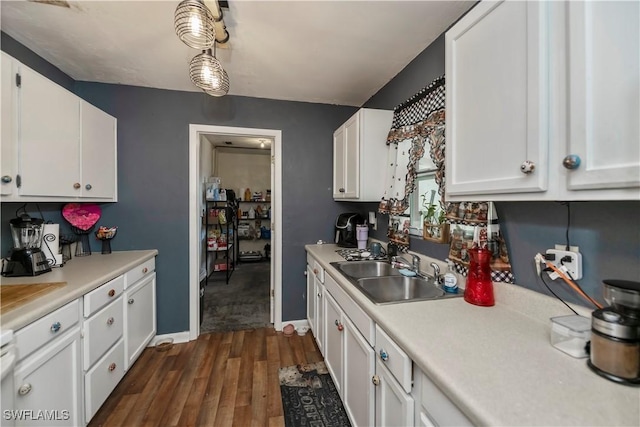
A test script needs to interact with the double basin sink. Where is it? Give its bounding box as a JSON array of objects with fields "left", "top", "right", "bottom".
[{"left": 330, "top": 260, "right": 462, "bottom": 305}]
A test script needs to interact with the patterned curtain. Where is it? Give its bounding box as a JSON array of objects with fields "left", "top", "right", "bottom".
[{"left": 378, "top": 76, "right": 446, "bottom": 216}]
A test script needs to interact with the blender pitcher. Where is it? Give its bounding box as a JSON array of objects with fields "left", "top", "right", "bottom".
[{"left": 464, "top": 247, "right": 495, "bottom": 306}]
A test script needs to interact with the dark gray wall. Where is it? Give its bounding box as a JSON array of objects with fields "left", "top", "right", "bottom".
[
  {"left": 360, "top": 32, "right": 640, "bottom": 308},
  {"left": 2, "top": 33, "right": 357, "bottom": 333}
]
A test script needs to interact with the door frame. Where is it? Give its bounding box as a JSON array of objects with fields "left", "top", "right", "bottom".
[{"left": 189, "top": 124, "right": 283, "bottom": 340}]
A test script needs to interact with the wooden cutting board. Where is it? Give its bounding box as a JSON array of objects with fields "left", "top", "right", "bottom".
[{"left": 0, "top": 282, "right": 66, "bottom": 314}]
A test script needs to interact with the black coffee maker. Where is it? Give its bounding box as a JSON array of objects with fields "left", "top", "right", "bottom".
[
  {"left": 335, "top": 213, "right": 365, "bottom": 248},
  {"left": 2, "top": 214, "right": 52, "bottom": 277}
]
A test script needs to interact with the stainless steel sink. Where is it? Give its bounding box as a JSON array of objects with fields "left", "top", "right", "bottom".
[
  {"left": 356, "top": 276, "right": 446, "bottom": 304},
  {"left": 330, "top": 260, "right": 462, "bottom": 304},
  {"left": 331, "top": 261, "right": 401, "bottom": 279}
]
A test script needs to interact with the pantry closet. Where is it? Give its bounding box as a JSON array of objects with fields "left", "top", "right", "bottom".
[{"left": 199, "top": 136, "right": 273, "bottom": 334}]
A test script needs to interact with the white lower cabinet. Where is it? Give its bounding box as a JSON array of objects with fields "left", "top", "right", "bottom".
[
  {"left": 13, "top": 325, "right": 82, "bottom": 427},
  {"left": 124, "top": 272, "right": 156, "bottom": 369},
  {"left": 323, "top": 291, "right": 344, "bottom": 397},
  {"left": 306, "top": 255, "right": 325, "bottom": 355},
  {"left": 343, "top": 316, "right": 375, "bottom": 427},
  {"left": 413, "top": 368, "right": 473, "bottom": 427},
  {"left": 375, "top": 358, "right": 415, "bottom": 427}
]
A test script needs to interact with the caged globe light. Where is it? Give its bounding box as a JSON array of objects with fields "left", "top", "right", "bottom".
[
  {"left": 189, "top": 49, "right": 230, "bottom": 96},
  {"left": 174, "top": 0, "right": 215, "bottom": 50}
]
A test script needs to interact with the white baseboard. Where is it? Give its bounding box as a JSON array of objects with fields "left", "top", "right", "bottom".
[{"left": 147, "top": 331, "right": 191, "bottom": 347}]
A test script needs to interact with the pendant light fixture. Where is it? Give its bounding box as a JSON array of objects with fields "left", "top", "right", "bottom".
[
  {"left": 189, "top": 46, "right": 229, "bottom": 96},
  {"left": 174, "top": 0, "right": 216, "bottom": 50},
  {"left": 175, "top": 0, "right": 230, "bottom": 97}
]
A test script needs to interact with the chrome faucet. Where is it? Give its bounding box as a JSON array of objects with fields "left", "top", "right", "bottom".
[
  {"left": 391, "top": 254, "right": 421, "bottom": 275},
  {"left": 430, "top": 262, "right": 442, "bottom": 284}
]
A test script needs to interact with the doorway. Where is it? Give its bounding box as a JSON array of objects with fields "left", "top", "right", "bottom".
[{"left": 188, "top": 125, "right": 283, "bottom": 340}]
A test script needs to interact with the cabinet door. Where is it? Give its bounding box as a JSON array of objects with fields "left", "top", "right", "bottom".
[
  {"left": 374, "top": 358, "right": 414, "bottom": 427},
  {"left": 18, "top": 65, "right": 80, "bottom": 197},
  {"left": 565, "top": 1, "right": 640, "bottom": 191},
  {"left": 80, "top": 100, "right": 117, "bottom": 199},
  {"left": 343, "top": 316, "right": 375, "bottom": 427},
  {"left": 125, "top": 272, "right": 156, "bottom": 370},
  {"left": 333, "top": 125, "right": 347, "bottom": 198},
  {"left": 323, "top": 291, "right": 344, "bottom": 396},
  {"left": 342, "top": 113, "right": 360, "bottom": 199},
  {"left": 14, "top": 327, "right": 82, "bottom": 427},
  {"left": 1, "top": 52, "right": 17, "bottom": 196},
  {"left": 306, "top": 265, "right": 316, "bottom": 335},
  {"left": 314, "top": 279, "right": 325, "bottom": 355},
  {"left": 445, "top": 0, "right": 549, "bottom": 197}
]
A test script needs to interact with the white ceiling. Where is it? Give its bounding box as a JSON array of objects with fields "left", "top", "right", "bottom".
[{"left": 0, "top": 0, "right": 472, "bottom": 107}]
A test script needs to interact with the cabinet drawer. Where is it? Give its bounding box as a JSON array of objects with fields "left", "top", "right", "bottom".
[
  {"left": 325, "top": 272, "right": 374, "bottom": 346},
  {"left": 84, "top": 338, "right": 125, "bottom": 422},
  {"left": 124, "top": 258, "right": 155, "bottom": 289},
  {"left": 84, "top": 275, "right": 124, "bottom": 317},
  {"left": 84, "top": 296, "right": 124, "bottom": 368},
  {"left": 15, "top": 299, "right": 79, "bottom": 362},
  {"left": 375, "top": 325, "right": 412, "bottom": 393}
]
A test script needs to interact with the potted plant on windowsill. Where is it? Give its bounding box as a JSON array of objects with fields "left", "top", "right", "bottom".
[{"left": 420, "top": 191, "right": 450, "bottom": 244}]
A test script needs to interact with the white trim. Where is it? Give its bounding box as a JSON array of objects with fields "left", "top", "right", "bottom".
[
  {"left": 147, "top": 331, "right": 191, "bottom": 346},
  {"left": 189, "top": 124, "right": 283, "bottom": 341}
]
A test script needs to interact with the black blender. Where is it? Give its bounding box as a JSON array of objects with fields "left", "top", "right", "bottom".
[
  {"left": 1, "top": 214, "right": 52, "bottom": 277},
  {"left": 588, "top": 279, "right": 640, "bottom": 385}
]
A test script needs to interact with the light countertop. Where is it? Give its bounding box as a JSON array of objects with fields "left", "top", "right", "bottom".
[
  {"left": 1, "top": 250, "right": 158, "bottom": 331},
  {"left": 306, "top": 243, "right": 640, "bottom": 427}
]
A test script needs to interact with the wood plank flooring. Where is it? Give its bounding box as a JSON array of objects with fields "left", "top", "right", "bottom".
[{"left": 88, "top": 328, "right": 323, "bottom": 427}]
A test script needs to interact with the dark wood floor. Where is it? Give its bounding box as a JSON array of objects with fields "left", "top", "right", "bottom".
[{"left": 88, "top": 328, "right": 322, "bottom": 427}]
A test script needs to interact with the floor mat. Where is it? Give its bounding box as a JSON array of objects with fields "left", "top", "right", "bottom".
[{"left": 279, "top": 361, "right": 351, "bottom": 427}]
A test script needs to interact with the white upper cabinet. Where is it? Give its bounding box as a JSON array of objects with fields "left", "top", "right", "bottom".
[
  {"left": 333, "top": 108, "right": 393, "bottom": 201},
  {"left": 18, "top": 63, "right": 81, "bottom": 198},
  {"left": 1, "top": 53, "right": 118, "bottom": 202},
  {"left": 81, "top": 100, "right": 117, "bottom": 199},
  {"left": 1, "top": 52, "right": 18, "bottom": 196},
  {"left": 446, "top": 0, "right": 549, "bottom": 197},
  {"left": 445, "top": 0, "right": 640, "bottom": 201},
  {"left": 565, "top": 0, "right": 640, "bottom": 192}
]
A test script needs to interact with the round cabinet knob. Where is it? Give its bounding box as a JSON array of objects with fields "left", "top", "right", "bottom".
[
  {"left": 1, "top": 175, "right": 12, "bottom": 183},
  {"left": 339, "top": 188, "right": 345, "bottom": 193},
  {"left": 106, "top": 317, "right": 115, "bottom": 326},
  {"left": 142, "top": 267, "right": 148, "bottom": 274},
  {"left": 371, "top": 375, "right": 380, "bottom": 386},
  {"left": 313, "top": 269, "right": 318, "bottom": 275},
  {"left": 128, "top": 298, "right": 135, "bottom": 305},
  {"left": 50, "top": 322, "right": 61, "bottom": 333},
  {"left": 520, "top": 160, "right": 536, "bottom": 174},
  {"left": 562, "top": 154, "right": 581, "bottom": 170},
  {"left": 379, "top": 349, "right": 389, "bottom": 361},
  {"left": 108, "top": 289, "right": 116, "bottom": 297},
  {"left": 18, "top": 383, "right": 32, "bottom": 396},
  {"left": 108, "top": 363, "right": 117, "bottom": 372},
  {"left": 73, "top": 182, "right": 81, "bottom": 189},
  {"left": 85, "top": 184, "right": 92, "bottom": 190}
]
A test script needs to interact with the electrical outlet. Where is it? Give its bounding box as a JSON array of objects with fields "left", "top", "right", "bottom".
[{"left": 545, "top": 247, "right": 583, "bottom": 280}]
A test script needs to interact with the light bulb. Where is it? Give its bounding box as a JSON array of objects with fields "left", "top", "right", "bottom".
[
  {"left": 189, "top": 14, "right": 201, "bottom": 37},
  {"left": 260, "top": 141, "right": 265, "bottom": 148},
  {"left": 202, "top": 65, "right": 212, "bottom": 84}
]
